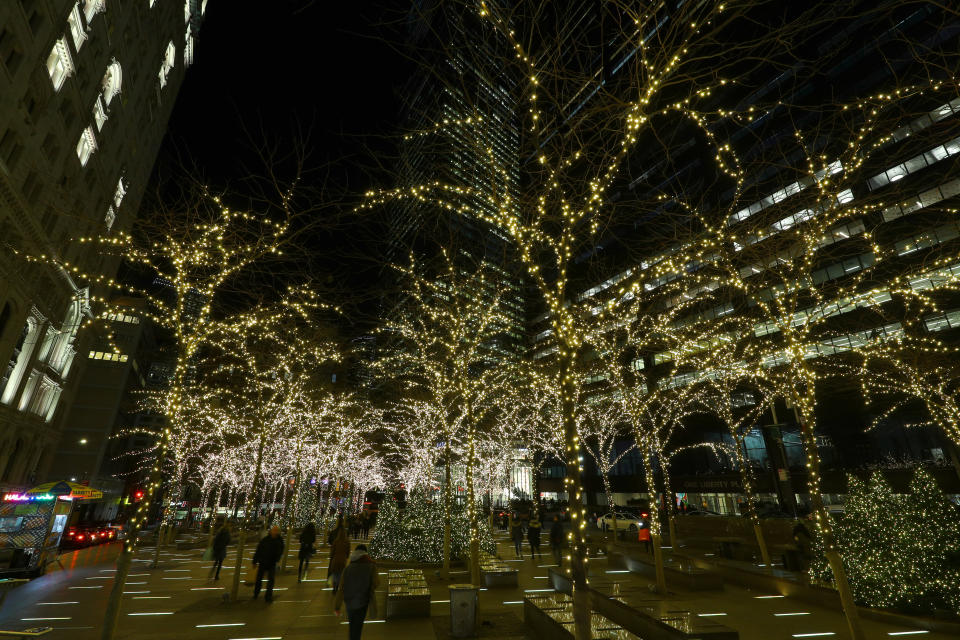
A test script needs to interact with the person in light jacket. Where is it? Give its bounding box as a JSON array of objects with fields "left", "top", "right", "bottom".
[{"left": 333, "top": 544, "right": 380, "bottom": 640}]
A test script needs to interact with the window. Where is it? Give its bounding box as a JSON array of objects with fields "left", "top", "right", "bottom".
[
  {"left": 76, "top": 126, "right": 97, "bottom": 166},
  {"left": 46, "top": 37, "right": 74, "bottom": 91},
  {"left": 101, "top": 60, "right": 122, "bottom": 106},
  {"left": 93, "top": 60, "right": 122, "bottom": 131},
  {"left": 184, "top": 24, "right": 194, "bottom": 67},
  {"left": 0, "top": 27, "right": 24, "bottom": 75},
  {"left": 67, "top": 7, "right": 86, "bottom": 51},
  {"left": 105, "top": 176, "right": 126, "bottom": 229},
  {"left": 0, "top": 130, "right": 23, "bottom": 170},
  {"left": 158, "top": 41, "right": 175, "bottom": 88},
  {"left": 83, "top": 0, "right": 106, "bottom": 23}
]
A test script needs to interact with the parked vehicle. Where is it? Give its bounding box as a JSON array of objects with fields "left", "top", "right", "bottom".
[{"left": 595, "top": 511, "right": 647, "bottom": 533}]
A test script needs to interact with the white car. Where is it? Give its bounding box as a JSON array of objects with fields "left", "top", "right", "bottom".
[{"left": 595, "top": 511, "right": 646, "bottom": 532}]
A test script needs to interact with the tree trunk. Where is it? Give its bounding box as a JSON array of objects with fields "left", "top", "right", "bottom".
[
  {"left": 558, "top": 355, "right": 591, "bottom": 640},
  {"left": 100, "top": 374, "right": 185, "bottom": 640},
  {"left": 281, "top": 450, "right": 303, "bottom": 573},
  {"left": 466, "top": 396, "right": 481, "bottom": 586},
  {"left": 603, "top": 476, "right": 616, "bottom": 540},
  {"left": 442, "top": 436, "right": 453, "bottom": 577},
  {"left": 735, "top": 438, "right": 772, "bottom": 570},
  {"left": 793, "top": 378, "right": 864, "bottom": 640},
  {"left": 232, "top": 427, "right": 268, "bottom": 602},
  {"left": 661, "top": 458, "right": 678, "bottom": 549},
  {"left": 641, "top": 450, "right": 667, "bottom": 593}
]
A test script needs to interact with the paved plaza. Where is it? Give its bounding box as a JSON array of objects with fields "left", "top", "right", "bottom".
[{"left": 0, "top": 530, "right": 951, "bottom": 639}]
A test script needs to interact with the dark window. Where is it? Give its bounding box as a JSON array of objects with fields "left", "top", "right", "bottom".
[
  {"left": 21, "top": 170, "right": 42, "bottom": 205},
  {"left": 0, "top": 28, "right": 24, "bottom": 75},
  {"left": 42, "top": 132, "right": 60, "bottom": 162},
  {"left": 0, "top": 130, "right": 23, "bottom": 169}
]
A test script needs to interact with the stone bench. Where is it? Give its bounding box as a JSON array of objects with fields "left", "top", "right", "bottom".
[
  {"left": 480, "top": 553, "right": 518, "bottom": 588},
  {"left": 384, "top": 569, "right": 430, "bottom": 619},
  {"left": 610, "top": 550, "right": 723, "bottom": 591}
]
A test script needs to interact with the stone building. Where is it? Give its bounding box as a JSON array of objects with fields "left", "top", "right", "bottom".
[{"left": 0, "top": 0, "right": 204, "bottom": 487}]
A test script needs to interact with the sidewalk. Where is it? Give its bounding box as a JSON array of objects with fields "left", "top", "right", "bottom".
[{"left": 1, "top": 528, "right": 950, "bottom": 639}]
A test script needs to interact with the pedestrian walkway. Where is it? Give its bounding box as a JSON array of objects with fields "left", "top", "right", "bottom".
[{"left": 0, "top": 528, "right": 951, "bottom": 639}]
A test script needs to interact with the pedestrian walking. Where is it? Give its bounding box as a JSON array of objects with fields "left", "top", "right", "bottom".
[
  {"left": 328, "top": 525, "right": 350, "bottom": 590},
  {"left": 549, "top": 515, "right": 564, "bottom": 566},
  {"left": 333, "top": 544, "right": 380, "bottom": 640},
  {"left": 298, "top": 522, "right": 317, "bottom": 582},
  {"left": 528, "top": 513, "right": 542, "bottom": 559},
  {"left": 510, "top": 513, "right": 525, "bottom": 558},
  {"left": 252, "top": 525, "right": 284, "bottom": 602},
  {"left": 360, "top": 511, "right": 371, "bottom": 539},
  {"left": 210, "top": 521, "right": 230, "bottom": 580},
  {"left": 328, "top": 517, "right": 344, "bottom": 545},
  {"left": 637, "top": 523, "right": 653, "bottom": 553}
]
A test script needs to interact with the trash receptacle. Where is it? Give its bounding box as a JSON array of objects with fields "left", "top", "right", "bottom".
[{"left": 449, "top": 583, "right": 478, "bottom": 638}]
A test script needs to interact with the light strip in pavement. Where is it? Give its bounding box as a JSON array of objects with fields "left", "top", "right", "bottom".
[
  {"left": 888, "top": 633, "right": 930, "bottom": 636},
  {"left": 697, "top": 613, "right": 727, "bottom": 617},
  {"left": 69, "top": 586, "right": 102, "bottom": 589},
  {"left": 134, "top": 596, "right": 170, "bottom": 599},
  {"left": 775, "top": 613, "right": 811, "bottom": 616},
  {"left": 792, "top": 634, "right": 835, "bottom": 638},
  {"left": 340, "top": 621, "right": 384, "bottom": 625},
  {"left": 128, "top": 612, "right": 175, "bottom": 616},
  {"left": 503, "top": 601, "right": 523, "bottom": 605},
  {"left": 21, "top": 617, "right": 71, "bottom": 621},
  {"left": 431, "top": 600, "right": 450, "bottom": 603},
  {"left": 123, "top": 591, "right": 150, "bottom": 594},
  {"left": 228, "top": 637, "right": 281, "bottom": 640},
  {"left": 191, "top": 587, "right": 222, "bottom": 591},
  {"left": 524, "top": 589, "right": 554, "bottom": 593},
  {"left": 754, "top": 595, "right": 785, "bottom": 599},
  {"left": 196, "top": 623, "right": 245, "bottom": 628}
]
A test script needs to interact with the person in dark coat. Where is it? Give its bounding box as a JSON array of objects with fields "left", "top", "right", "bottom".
[
  {"left": 328, "top": 517, "right": 344, "bottom": 545},
  {"left": 510, "top": 513, "right": 525, "bottom": 558},
  {"left": 210, "top": 522, "right": 231, "bottom": 580},
  {"left": 298, "top": 522, "right": 317, "bottom": 582},
  {"left": 549, "top": 515, "right": 564, "bottom": 566},
  {"left": 527, "top": 514, "right": 542, "bottom": 559},
  {"left": 360, "top": 511, "right": 371, "bottom": 539},
  {"left": 253, "top": 525, "right": 284, "bottom": 602},
  {"left": 333, "top": 544, "right": 380, "bottom": 640},
  {"left": 328, "top": 525, "right": 351, "bottom": 590}
]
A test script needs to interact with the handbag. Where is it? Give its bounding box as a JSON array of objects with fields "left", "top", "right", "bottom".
[{"left": 202, "top": 546, "right": 214, "bottom": 561}]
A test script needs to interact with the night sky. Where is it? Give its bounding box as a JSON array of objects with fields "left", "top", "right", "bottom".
[
  {"left": 150, "top": 1, "right": 411, "bottom": 323},
  {"left": 157, "top": 0, "right": 407, "bottom": 190}
]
